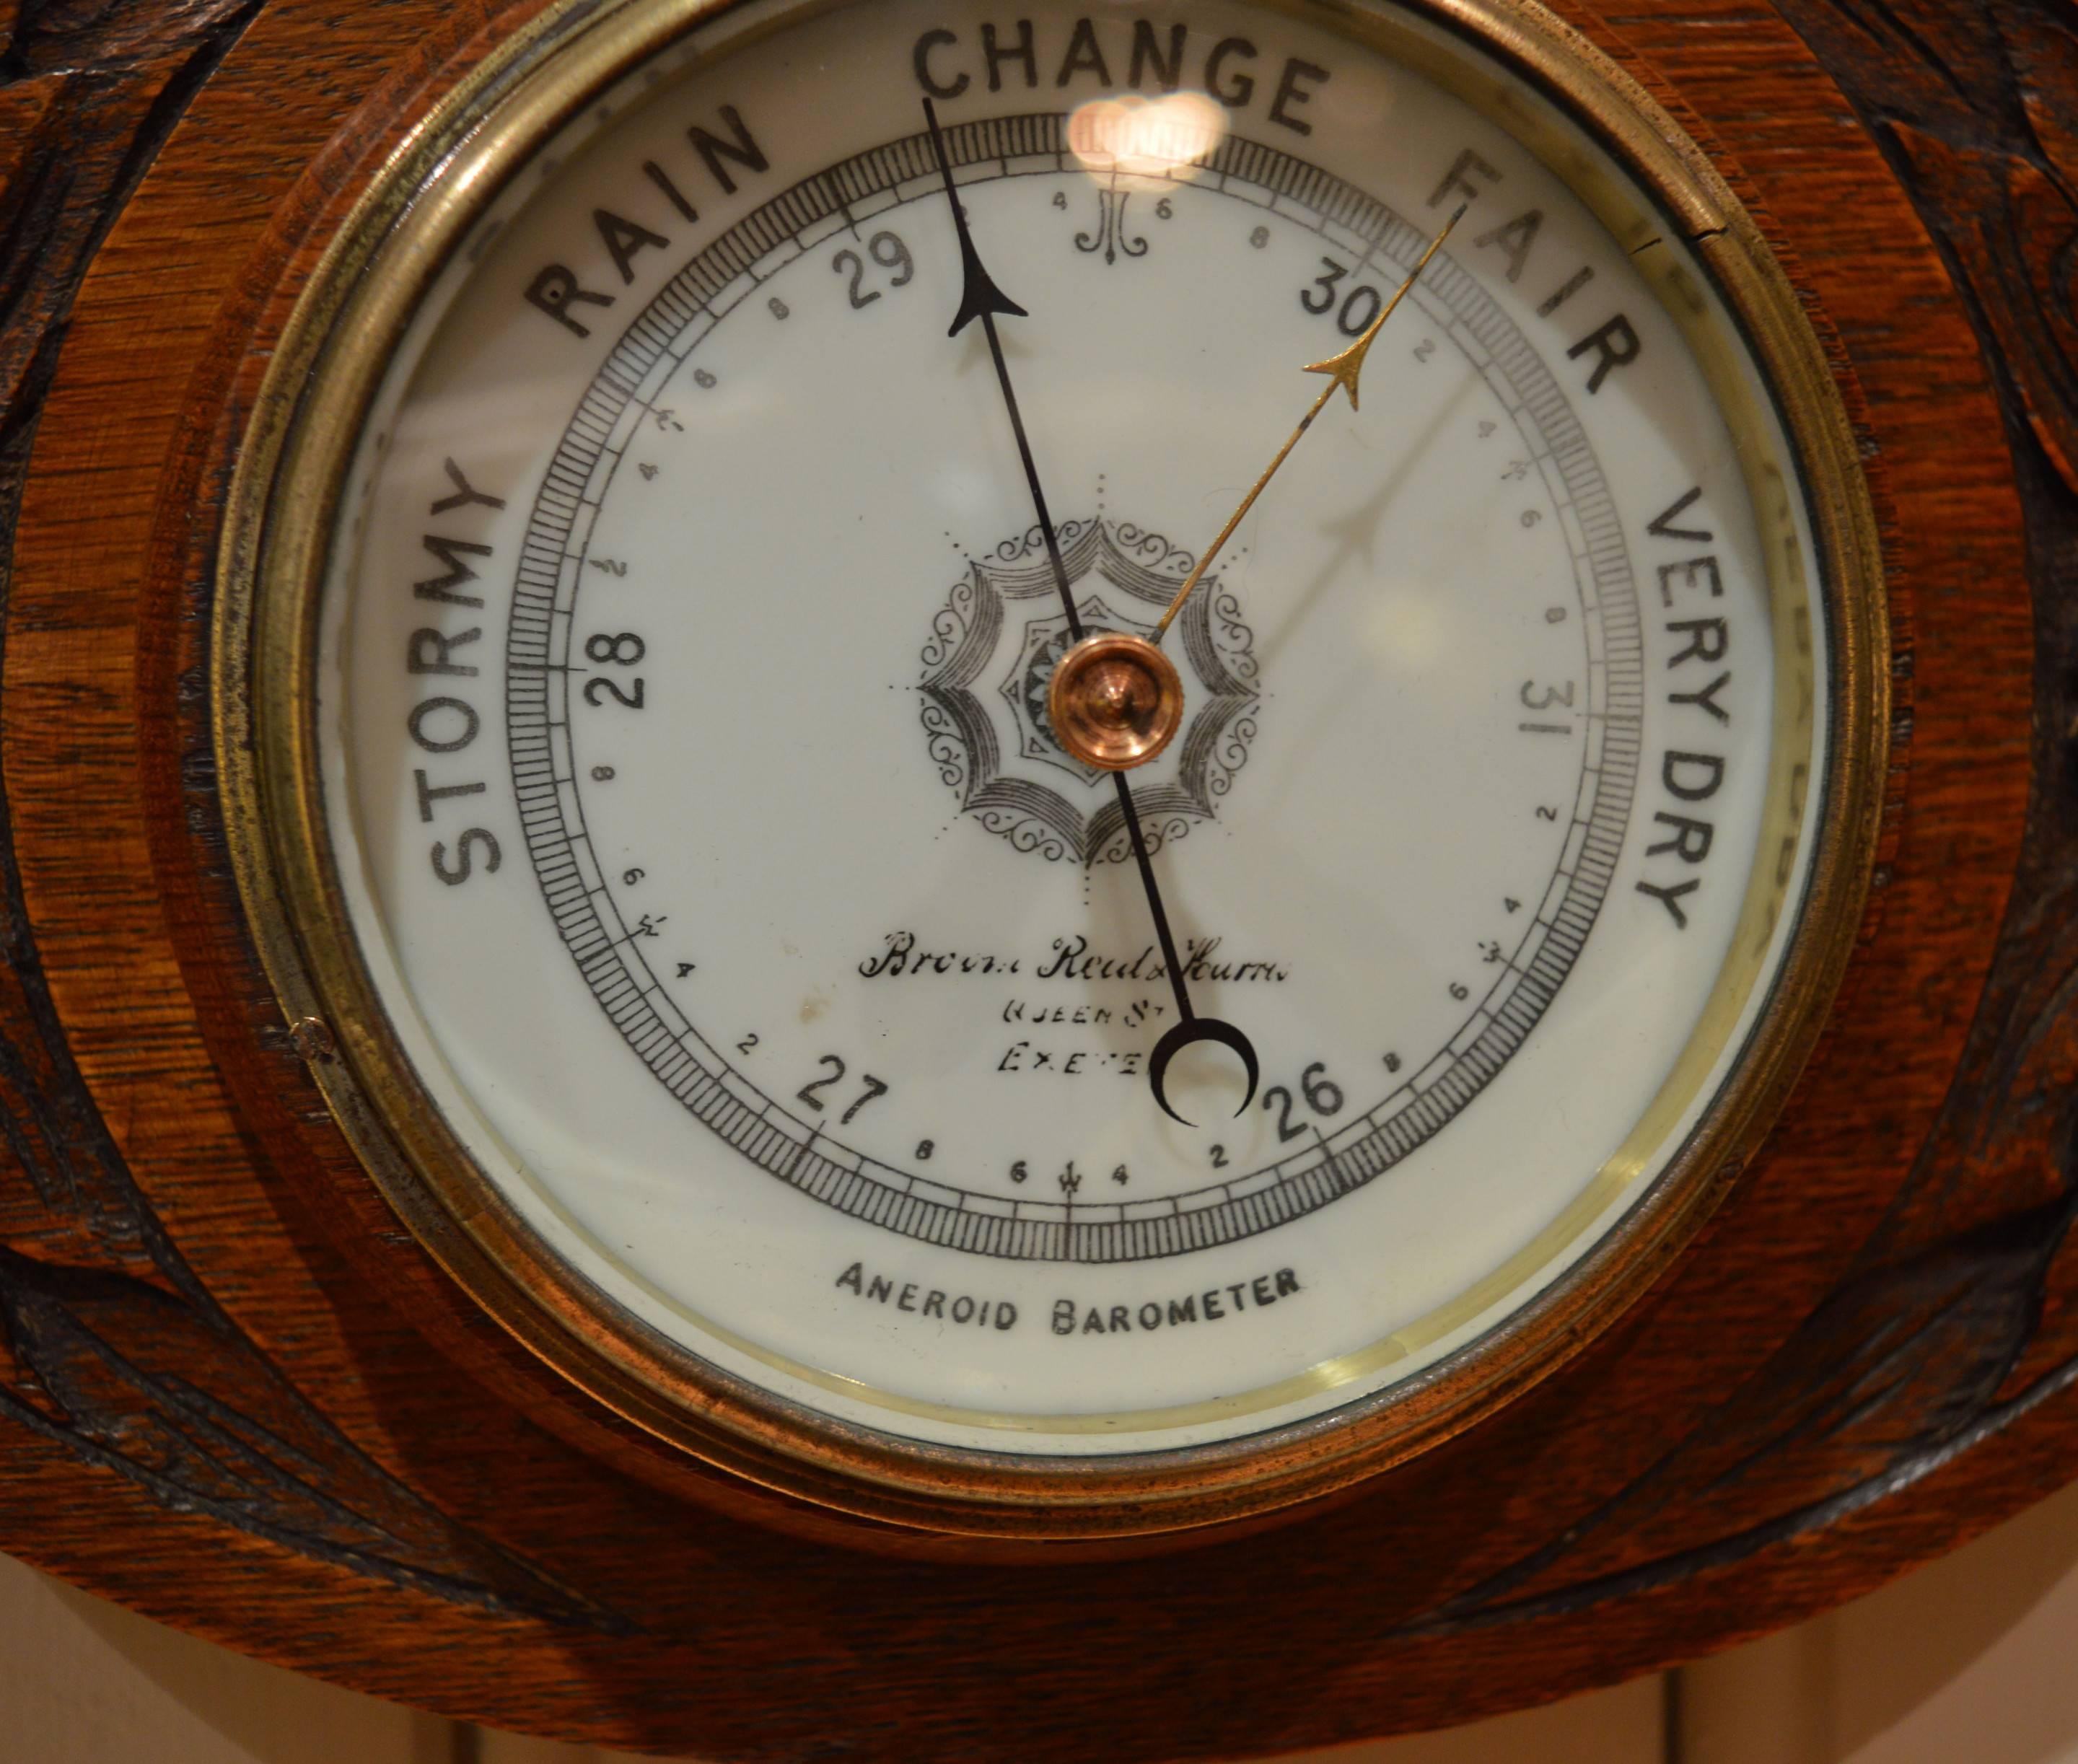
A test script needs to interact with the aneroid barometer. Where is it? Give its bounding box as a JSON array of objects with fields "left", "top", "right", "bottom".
[{"left": 220, "top": 0, "right": 1884, "bottom": 1539}]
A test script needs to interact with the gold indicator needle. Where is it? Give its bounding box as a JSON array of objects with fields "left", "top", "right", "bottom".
[{"left": 1153, "top": 203, "right": 1468, "bottom": 640}]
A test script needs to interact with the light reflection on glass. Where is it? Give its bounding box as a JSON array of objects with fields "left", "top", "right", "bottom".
[{"left": 1066, "top": 91, "right": 1227, "bottom": 185}]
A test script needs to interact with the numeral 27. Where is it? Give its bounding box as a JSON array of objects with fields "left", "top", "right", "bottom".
[{"left": 797, "top": 1054, "right": 888, "bottom": 1125}]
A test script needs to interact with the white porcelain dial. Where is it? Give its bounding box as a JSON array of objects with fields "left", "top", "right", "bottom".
[{"left": 302, "top": 0, "right": 1838, "bottom": 1463}]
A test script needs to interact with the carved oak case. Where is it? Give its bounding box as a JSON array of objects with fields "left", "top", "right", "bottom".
[{"left": 0, "top": 0, "right": 2073, "bottom": 1753}]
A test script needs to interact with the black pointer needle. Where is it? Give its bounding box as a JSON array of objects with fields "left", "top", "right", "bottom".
[
  {"left": 1118, "top": 773, "right": 1261, "bottom": 1125},
  {"left": 923, "top": 97, "right": 1080, "bottom": 639},
  {"left": 922, "top": 100, "right": 1258, "bottom": 1125}
]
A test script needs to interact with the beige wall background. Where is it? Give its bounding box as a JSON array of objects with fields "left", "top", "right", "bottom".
[{"left": 9, "top": 1476, "right": 2078, "bottom": 1761}]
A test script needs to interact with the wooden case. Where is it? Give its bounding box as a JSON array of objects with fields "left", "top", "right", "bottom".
[{"left": 0, "top": 0, "right": 2070, "bottom": 1754}]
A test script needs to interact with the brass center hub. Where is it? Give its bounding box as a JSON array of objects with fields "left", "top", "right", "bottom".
[{"left": 1045, "top": 631, "right": 1185, "bottom": 772}]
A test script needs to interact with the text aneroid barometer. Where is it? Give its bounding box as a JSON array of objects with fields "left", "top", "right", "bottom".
[{"left": 219, "top": 0, "right": 1884, "bottom": 1537}]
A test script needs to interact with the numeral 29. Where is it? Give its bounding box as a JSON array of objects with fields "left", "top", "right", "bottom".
[{"left": 832, "top": 230, "right": 914, "bottom": 309}]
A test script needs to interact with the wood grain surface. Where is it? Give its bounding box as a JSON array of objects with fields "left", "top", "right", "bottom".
[{"left": 0, "top": 0, "right": 2070, "bottom": 1755}]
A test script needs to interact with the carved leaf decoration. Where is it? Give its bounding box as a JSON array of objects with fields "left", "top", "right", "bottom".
[
  {"left": 1413, "top": 1178, "right": 2078, "bottom": 1631},
  {"left": 1889, "top": 120, "right": 2078, "bottom": 493},
  {"left": 0, "top": 0, "right": 629, "bottom": 1633},
  {"left": 1773, "top": 1, "right": 2078, "bottom": 490},
  {"left": 2017, "top": 17, "right": 2078, "bottom": 192},
  {"left": 0, "top": 1247, "right": 629, "bottom": 1630},
  {"left": 0, "top": 0, "right": 263, "bottom": 424},
  {"left": 6, "top": 0, "right": 252, "bottom": 76}
]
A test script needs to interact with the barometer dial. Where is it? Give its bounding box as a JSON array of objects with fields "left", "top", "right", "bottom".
[{"left": 223, "top": 0, "right": 1884, "bottom": 1531}]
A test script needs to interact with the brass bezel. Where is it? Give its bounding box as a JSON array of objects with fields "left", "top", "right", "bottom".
[{"left": 215, "top": 0, "right": 1888, "bottom": 1538}]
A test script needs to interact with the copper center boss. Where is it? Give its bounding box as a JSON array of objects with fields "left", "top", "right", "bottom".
[{"left": 1047, "top": 631, "right": 1186, "bottom": 771}]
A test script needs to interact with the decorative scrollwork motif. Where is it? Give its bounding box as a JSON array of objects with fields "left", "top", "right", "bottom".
[
  {"left": 1074, "top": 172, "right": 1150, "bottom": 264},
  {"left": 917, "top": 517, "right": 1259, "bottom": 864}
]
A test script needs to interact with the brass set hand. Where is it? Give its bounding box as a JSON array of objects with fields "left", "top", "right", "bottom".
[{"left": 1153, "top": 202, "right": 1467, "bottom": 639}]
